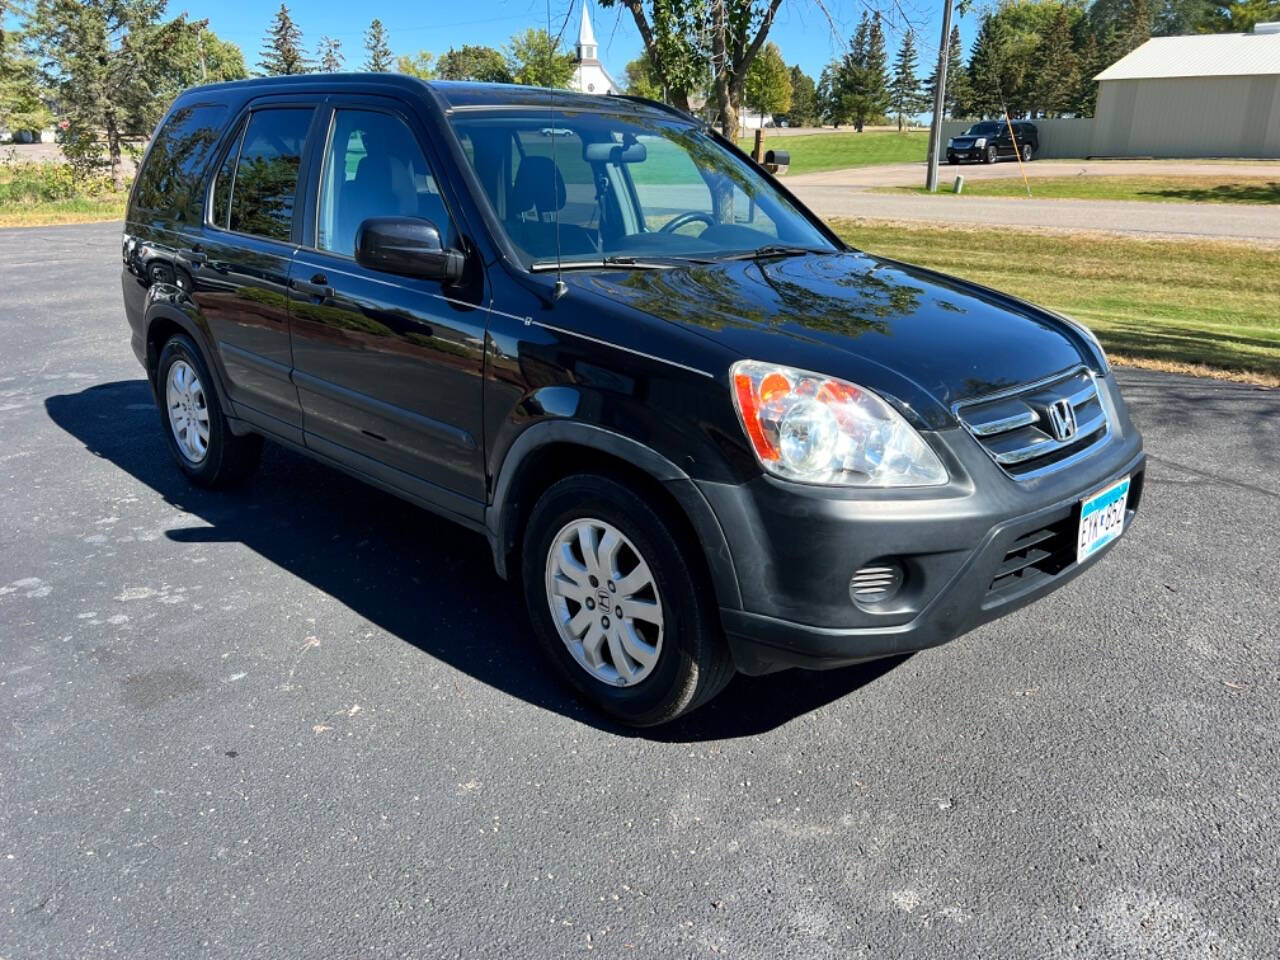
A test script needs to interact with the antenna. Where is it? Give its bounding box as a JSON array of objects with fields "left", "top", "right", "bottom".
[{"left": 548, "top": 0, "right": 567, "bottom": 300}]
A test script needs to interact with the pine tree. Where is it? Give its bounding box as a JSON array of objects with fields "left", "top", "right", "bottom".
[
  {"left": 1072, "top": 31, "right": 1102, "bottom": 117},
  {"left": 889, "top": 31, "right": 922, "bottom": 132},
  {"left": 932, "top": 25, "right": 970, "bottom": 118},
  {"left": 364, "top": 19, "right": 392, "bottom": 72},
  {"left": 836, "top": 11, "right": 891, "bottom": 132},
  {"left": 317, "top": 36, "right": 343, "bottom": 73},
  {"left": 0, "top": 12, "right": 50, "bottom": 136},
  {"left": 784, "top": 65, "right": 819, "bottom": 127},
  {"left": 967, "top": 14, "right": 1010, "bottom": 119},
  {"left": 1034, "top": 7, "right": 1078, "bottom": 116},
  {"left": 30, "top": 0, "right": 198, "bottom": 186},
  {"left": 259, "top": 4, "right": 308, "bottom": 76}
]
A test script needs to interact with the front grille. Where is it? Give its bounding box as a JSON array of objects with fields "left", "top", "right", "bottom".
[
  {"left": 987, "top": 514, "right": 1076, "bottom": 602},
  {"left": 955, "top": 367, "right": 1109, "bottom": 479}
]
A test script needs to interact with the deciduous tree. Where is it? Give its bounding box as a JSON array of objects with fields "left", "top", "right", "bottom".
[
  {"left": 744, "top": 41, "right": 791, "bottom": 125},
  {"left": 396, "top": 51, "right": 434, "bottom": 80},
  {"left": 624, "top": 52, "right": 662, "bottom": 100},
  {"left": 436, "top": 44, "right": 511, "bottom": 83},
  {"left": 504, "top": 28, "right": 574, "bottom": 88}
]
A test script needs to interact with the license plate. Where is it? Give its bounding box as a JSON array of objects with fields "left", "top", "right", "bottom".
[{"left": 1077, "top": 475, "right": 1130, "bottom": 564}]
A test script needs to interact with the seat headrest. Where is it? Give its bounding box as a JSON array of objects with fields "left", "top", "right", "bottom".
[{"left": 511, "top": 155, "right": 566, "bottom": 217}]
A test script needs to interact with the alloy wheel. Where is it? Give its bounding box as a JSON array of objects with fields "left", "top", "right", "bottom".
[
  {"left": 165, "top": 359, "right": 210, "bottom": 463},
  {"left": 545, "top": 517, "right": 664, "bottom": 687}
]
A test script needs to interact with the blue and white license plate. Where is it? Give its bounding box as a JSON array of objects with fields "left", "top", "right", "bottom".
[{"left": 1077, "top": 475, "right": 1130, "bottom": 564}]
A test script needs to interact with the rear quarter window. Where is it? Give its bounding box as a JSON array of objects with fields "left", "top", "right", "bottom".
[{"left": 130, "top": 103, "right": 229, "bottom": 225}]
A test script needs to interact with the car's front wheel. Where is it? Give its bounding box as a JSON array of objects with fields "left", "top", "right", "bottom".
[
  {"left": 984, "top": 145, "right": 997, "bottom": 164},
  {"left": 521, "top": 474, "right": 734, "bottom": 726},
  {"left": 156, "top": 334, "right": 262, "bottom": 488}
]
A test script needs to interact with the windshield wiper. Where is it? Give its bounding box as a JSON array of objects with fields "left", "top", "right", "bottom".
[{"left": 715, "top": 244, "right": 826, "bottom": 262}]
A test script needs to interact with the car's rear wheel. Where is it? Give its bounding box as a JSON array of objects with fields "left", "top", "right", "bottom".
[
  {"left": 984, "top": 145, "right": 997, "bottom": 164},
  {"left": 156, "top": 334, "right": 262, "bottom": 488},
  {"left": 1021, "top": 143, "right": 1034, "bottom": 162},
  {"left": 521, "top": 474, "right": 734, "bottom": 726}
]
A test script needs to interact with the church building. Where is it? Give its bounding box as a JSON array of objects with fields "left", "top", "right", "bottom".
[{"left": 569, "top": 3, "right": 621, "bottom": 96}]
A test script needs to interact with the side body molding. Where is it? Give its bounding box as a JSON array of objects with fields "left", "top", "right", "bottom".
[{"left": 485, "top": 419, "right": 743, "bottom": 612}]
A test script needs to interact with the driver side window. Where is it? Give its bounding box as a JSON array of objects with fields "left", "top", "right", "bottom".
[{"left": 316, "top": 109, "right": 453, "bottom": 258}]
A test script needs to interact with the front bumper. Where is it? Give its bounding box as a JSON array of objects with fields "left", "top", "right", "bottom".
[
  {"left": 947, "top": 146, "right": 984, "bottom": 162},
  {"left": 700, "top": 373, "right": 1145, "bottom": 674}
]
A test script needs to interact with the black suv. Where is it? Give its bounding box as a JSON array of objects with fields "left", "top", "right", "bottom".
[
  {"left": 122, "top": 76, "right": 1142, "bottom": 725},
  {"left": 948, "top": 121, "right": 1039, "bottom": 164}
]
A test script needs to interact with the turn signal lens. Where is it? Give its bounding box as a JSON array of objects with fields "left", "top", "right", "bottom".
[{"left": 730, "top": 361, "right": 947, "bottom": 487}]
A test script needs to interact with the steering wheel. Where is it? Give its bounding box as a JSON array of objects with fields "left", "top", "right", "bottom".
[{"left": 660, "top": 211, "right": 716, "bottom": 235}]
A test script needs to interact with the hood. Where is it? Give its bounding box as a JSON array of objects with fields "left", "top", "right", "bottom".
[{"left": 564, "top": 251, "right": 1091, "bottom": 424}]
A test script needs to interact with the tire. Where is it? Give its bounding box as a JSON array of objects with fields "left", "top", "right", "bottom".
[
  {"left": 521, "top": 474, "right": 734, "bottom": 727},
  {"left": 155, "top": 333, "right": 262, "bottom": 488},
  {"left": 1022, "top": 143, "right": 1034, "bottom": 162},
  {"left": 984, "top": 145, "right": 997, "bottom": 164}
]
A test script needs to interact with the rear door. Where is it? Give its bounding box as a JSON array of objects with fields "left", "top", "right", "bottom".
[
  {"left": 190, "top": 100, "right": 319, "bottom": 442},
  {"left": 287, "top": 97, "right": 489, "bottom": 516}
]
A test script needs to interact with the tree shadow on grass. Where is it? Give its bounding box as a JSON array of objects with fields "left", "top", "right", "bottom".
[
  {"left": 1137, "top": 181, "right": 1280, "bottom": 205},
  {"left": 45, "top": 379, "right": 905, "bottom": 742}
]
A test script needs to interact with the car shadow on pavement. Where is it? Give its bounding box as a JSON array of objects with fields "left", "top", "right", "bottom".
[{"left": 46, "top": 380, "right": 905, "bottom": 741}]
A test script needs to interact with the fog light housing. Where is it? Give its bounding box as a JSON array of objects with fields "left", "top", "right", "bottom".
[{"left": 850, "top": 561, "right": 905, "bottom": 607}]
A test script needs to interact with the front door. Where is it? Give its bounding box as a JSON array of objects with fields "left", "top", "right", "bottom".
[
  {"left": 288, "top": 102, "right": 489, "bottom": 517},
  {"left": 191, "top": 103, "right": 317, "bottom": 439}
]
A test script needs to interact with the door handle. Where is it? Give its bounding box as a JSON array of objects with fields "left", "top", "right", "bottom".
[
  {"left": 292, "top": 274, "right": 333, "bottom": 300},
  {"left": 178, "top": 247, "right": 206, "bottom": 265}
]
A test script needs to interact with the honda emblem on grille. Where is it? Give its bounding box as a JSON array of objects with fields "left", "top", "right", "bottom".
[{"left": 1047, "top": 398, "right": 1077, "bottom": 441}]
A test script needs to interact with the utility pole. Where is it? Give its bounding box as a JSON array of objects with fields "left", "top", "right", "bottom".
[
  {"left": 197, "top": 21, "right": 208, "bottom": 81},
  {"left": 924, "top": 0, "right": 954, "bottom": 192}
]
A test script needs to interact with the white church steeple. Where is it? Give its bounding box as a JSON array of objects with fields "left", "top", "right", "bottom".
[
  {"left": 570, "top": 2, "right": 620, "bottom": 95},
  {"left": 576, "top": 2, "right": 598, "bottom": 63}
]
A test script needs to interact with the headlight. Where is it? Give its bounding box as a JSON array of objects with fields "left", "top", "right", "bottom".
[
  {"left": 1059, "top": 315, "right": 1109, "bottom": 373},
  {"left": 946, "top": 138, "right": 954, "bottom": 147},
  {"left": 730, "top": 361, "right": 947, "bottom": 487},
  {"left": 974, "top": 137, "right": 987, "bottom": 147}
]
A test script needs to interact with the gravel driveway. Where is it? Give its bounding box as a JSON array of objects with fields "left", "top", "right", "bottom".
[{"left": 2, "top": 223, "right": 1277, "bottom": 958}]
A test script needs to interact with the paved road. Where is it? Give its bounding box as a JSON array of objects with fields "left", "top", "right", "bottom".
[
  {"left": 786, "top": 159, "right": 1280, "bottom": 245},
  {"left": 792, "top": 188, "right": 1280, "bottom": 246},
  {"left": 2, "top": 222, "right": 1278, "bottom": 959},
  {"left": 786, "top": 158, "right": 1280, "bottom": 189}
]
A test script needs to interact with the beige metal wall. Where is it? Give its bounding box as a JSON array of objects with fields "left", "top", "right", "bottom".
[
  {"left": 940, "top": 118, "right": 1097, "bottom": 159},
  {"left": 1093, "top": 75, "right": 1280, "bottom": 158}
]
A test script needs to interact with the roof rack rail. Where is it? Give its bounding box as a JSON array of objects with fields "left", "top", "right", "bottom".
[{"left": 606, "top": 93, "right": 705, "bottom": 127}]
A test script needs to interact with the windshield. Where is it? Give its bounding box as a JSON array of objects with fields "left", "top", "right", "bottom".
[
  {"left": 963, "top": 122, "right": 1001, "bottom": 137},
  {"left": 448, "top": 109, "right": 837, "bottom": 267}
]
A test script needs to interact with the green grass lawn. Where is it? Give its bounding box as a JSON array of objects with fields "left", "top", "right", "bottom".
[
  {"left": 737, "top": 131, "right": 928, "bottom": 175},
  {"left": 832, "top": 218, "right": 1280, "bottom": 385},
  {"left": 0, "top": 195, "right": 126, "bottom": 227},
  {"left": 885, "top": 174, "right": 1280, "bottom": 205}
]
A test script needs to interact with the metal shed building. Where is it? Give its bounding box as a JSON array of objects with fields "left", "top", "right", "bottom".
[{"left": 1092, "top": 28, "right": 1280, "bottom": 158}]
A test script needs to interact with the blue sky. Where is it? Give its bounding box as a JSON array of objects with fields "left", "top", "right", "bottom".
[{"left": 166, "top": 0, "right": 976, "bottom": 85}]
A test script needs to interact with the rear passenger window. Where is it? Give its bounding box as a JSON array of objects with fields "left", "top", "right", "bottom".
[
  {"left": 215, "top": 108, "right": 312, "bottom": 242},
  {"left": 131, "top": 103, "right": 228, "bottom": 223}
]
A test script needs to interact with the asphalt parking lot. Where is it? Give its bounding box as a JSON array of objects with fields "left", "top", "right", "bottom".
[{"left": 2, "top": 222, "right": 1277, "bottom": 958}]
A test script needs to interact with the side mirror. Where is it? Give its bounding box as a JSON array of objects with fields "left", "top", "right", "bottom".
[{"left": 355, "top": 217, "right": 465, "bottom": 284}]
